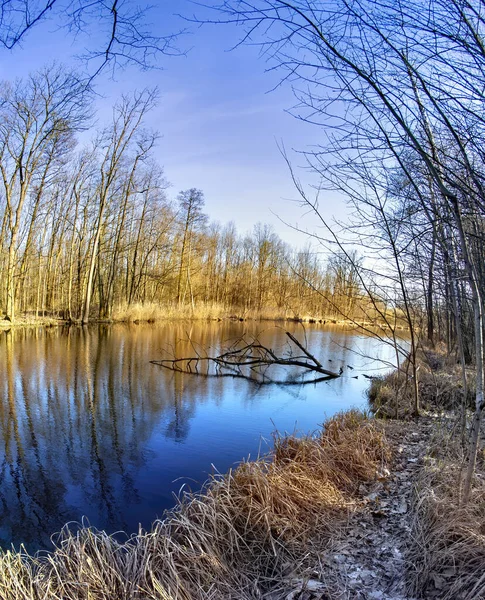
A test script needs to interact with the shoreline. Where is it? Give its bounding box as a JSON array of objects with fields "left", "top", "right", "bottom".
[
  {"left": 0, "top": 409, "right": 480, "bottom": 599},
  {"left": 0, "top": 313, "right": 410, "bottom": 331}
]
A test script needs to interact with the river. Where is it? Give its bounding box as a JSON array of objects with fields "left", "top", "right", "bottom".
[{"left": 0, "top": 321, "right": 397, "bottom": 551}]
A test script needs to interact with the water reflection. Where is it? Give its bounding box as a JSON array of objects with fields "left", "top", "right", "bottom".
[{"left": 0, "top": 322, "right": 398, "bottom": 550}]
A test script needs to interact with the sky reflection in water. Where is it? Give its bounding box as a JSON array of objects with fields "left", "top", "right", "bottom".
[{"left": 0, "top": 322, "right": 398, "bottom": 551}]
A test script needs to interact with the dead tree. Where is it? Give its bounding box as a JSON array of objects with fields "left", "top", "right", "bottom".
[{"left": 151, "top": 331, "right": 340, "bottom": 385}]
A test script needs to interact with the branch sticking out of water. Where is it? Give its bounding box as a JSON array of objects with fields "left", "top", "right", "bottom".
[{"left": 151, "top": 331, "right": 341, "bottom": 385}]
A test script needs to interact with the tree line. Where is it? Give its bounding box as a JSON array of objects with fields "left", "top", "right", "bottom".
[{"left": 0, "top": 66, "right": 370, "bottom": 325}]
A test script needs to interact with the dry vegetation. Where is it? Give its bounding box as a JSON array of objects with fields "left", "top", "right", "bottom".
[
  {"left": 406, "top": 425, "right": 485, "bottom": 599},
  {"left": 102, "top": 302, "right": 362, "bottom": 324},
  {"left": 368, "top": 347, "right": 476, "bottom": 418},
  {"left": 110, "top": 301, "right": 231, "bottom": 323},
  {"left": 366, "top": 351, "right": 485, "bottom": 599},
  {"left": 110, "top": 301, "right": 302, "bottom": 322},
  {"left": 0, "top": 411, "right": 390, "bottom": 600},
  {"left": 0, "top": 315, "right": 60, "bottom": 330}
]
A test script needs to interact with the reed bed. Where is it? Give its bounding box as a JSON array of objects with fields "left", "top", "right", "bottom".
[
  {"left": 111, "top": 302, "right": 230, "bottom": 322},
  {"left": 111, "top": 302, "right": 296, "bottom": 322},
  {"left": 406, "top": 428, "right": 485, "bottom": 599},
  {"left": 110, "top": 301, "right": 352, "bottom": 323},
  {"left": 111, "top": 301, "right": 292, "bottom": 322},
  {"left": 0, "top": 411, "right": 390, "bottom": 600}
]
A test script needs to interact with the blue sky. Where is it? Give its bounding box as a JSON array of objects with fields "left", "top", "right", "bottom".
[{"left": 0, "top": 1, "right": 347, "bottom": 248}]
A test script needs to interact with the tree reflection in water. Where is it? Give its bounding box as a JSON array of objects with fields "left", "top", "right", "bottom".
[{"left": 0, "top": 322, "right": 392, "bottom": 551}]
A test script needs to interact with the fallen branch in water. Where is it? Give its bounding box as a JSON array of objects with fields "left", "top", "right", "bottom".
[{"left": 151, "top": 331, "right": 341, "bottom": 385}]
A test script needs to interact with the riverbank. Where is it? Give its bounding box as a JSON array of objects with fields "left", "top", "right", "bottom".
[
  {"left": 319, "top": 414, "right": 485, "bottom": 600},
  {"left": 0, "top": 315, "right": 60, "bottom": 329},
  {"left": 0, "top": 302, "right": 408, "bottom": 331},
  {"left": 111, "top": 302, "right": 408, "bottom": 329},
  {"left": 0, "top": 409, "right": 482, "bottom": 599},
  {"left": 368, "top": 346, "right": 476, "bottom": 418}
]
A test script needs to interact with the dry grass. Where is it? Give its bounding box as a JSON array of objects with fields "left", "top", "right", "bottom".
[
  {"left": 368, "top": 348, "right": 476, "bottom": 417},
  {"left": 111, "top": 302, "right": 370, "bottom": 323},
  {"left": 111, "top": 301, "right": 231, "bottom": 322},
  {"left": 241, "top": 306, "right": 292, "bottom": 321},
  {"left": 0, "top": 315, "right": 60, "bottom": 329},
  {"left": 111, "top": 302, "right": 309, "bottom": 322},
  {"left": 0, "top": 411, "right": 390, "bottom": 599},
  {"left": 368, "top": 373, "right": 401, "bottom": 415},
  {"left": 275, "top": 411, "right": 391, "bottom": 492},
  {"left": 406, "top": 427, "right": 485, "bottom": 599}
]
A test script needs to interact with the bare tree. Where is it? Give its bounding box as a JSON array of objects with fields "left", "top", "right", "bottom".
[
  {"left": 81, "top": 89, "right": 157, "bottom": 323},
  {"left": 0, "top": 0, "right": 181, "bottom": 76},
  {"left": 205, "top": 0, "right": 485, "bottom": 498},
  {"left": 175, "top": 188, "right": 208, "bottom": 310},
  {"left": 0, "top": 66, "right": 90, "bottom": 321}
]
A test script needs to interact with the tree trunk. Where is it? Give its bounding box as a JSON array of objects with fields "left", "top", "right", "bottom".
[
  {"left": 462, "top": 299, "right": 484, "bottom": 503},
  {"left": 5, "top": 239, "right": 17, "bottom": 321}
]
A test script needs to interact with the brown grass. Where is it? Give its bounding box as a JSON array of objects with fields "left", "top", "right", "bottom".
[
  {"left": 368, "top": 348, "right": 476, "bottom": 417},
  {"left": 406, "top": 427, "right": 485, "bottom": 599},
  {"left": 111, "top": 301, "right": 230, "bottom": 322},
  {"left": 111, "top": 302, "right": 295, "bottom": 322},
  {"left": 0, "top": 315, "right": 60, "bottom": 329},
  {"left": 110, "top": 302, "right": 388, "bottom": 324},
  {"left": 0, "top": 410, "right": 390, "bottom": 599}
]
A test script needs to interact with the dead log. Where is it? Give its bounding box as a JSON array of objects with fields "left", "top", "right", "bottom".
[{"left": 151, "top": 332, "right": 340, "bottom": 385}]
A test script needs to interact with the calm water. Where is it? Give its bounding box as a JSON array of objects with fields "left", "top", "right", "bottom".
[{"left": 0, "top": 322, "right": 396, "bottom": 551}]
